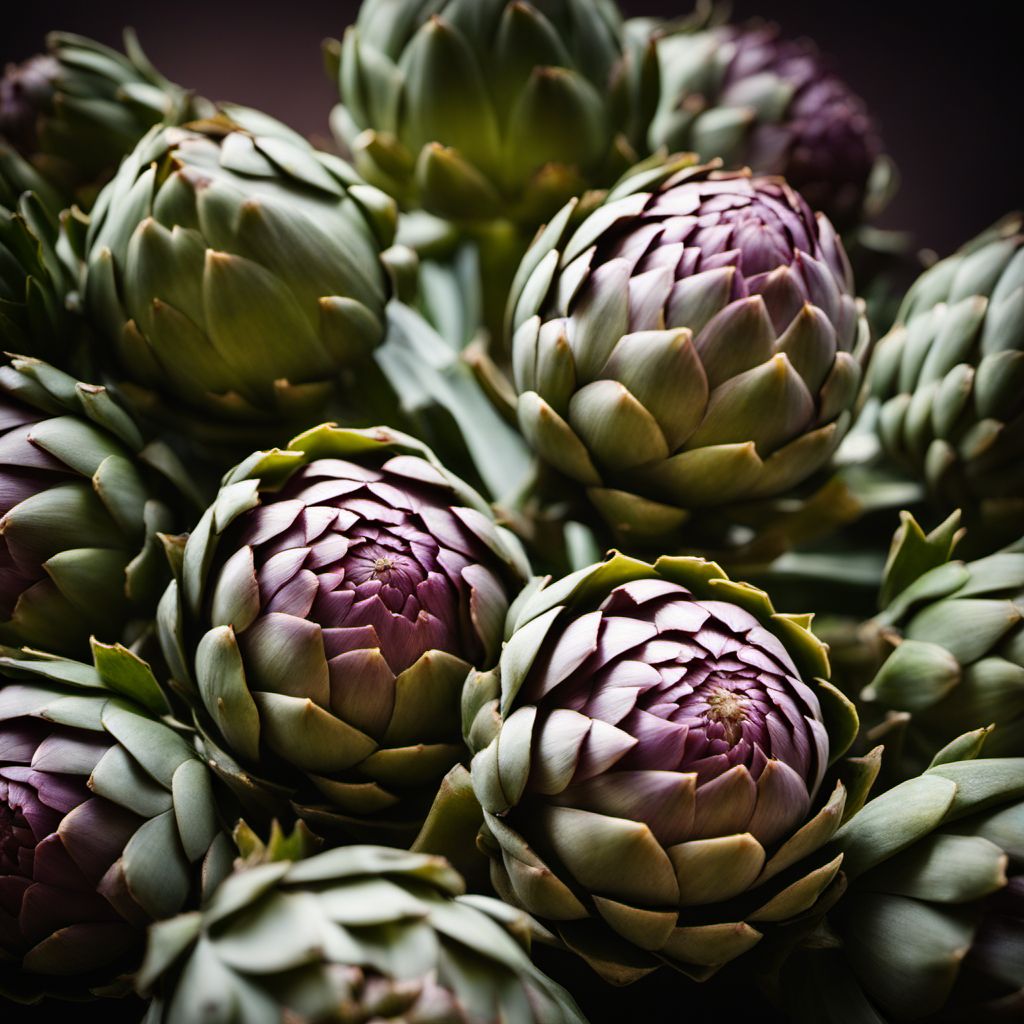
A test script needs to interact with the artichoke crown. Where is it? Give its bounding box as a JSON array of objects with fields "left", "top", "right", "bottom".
[
  {"left": 84, "top": 109, "right": 401, "bottom": 438},
  {"left": 332, "top": 0, "right": 638, "bottom": 226},
  {"left": 136, "top": 844, "right": 586, "bottom": 1024},
  {"left": 645, "top": 22, "right": 883, "bottom": 229},
  {"left": 0, "top": 356, "right": 195, "bottom": 657},
  {"left": 509, "top": 161, "right": 871, "bottom": 544},
  {"left": 465, "top": 551, "right": 858, "bottom": 982},
  {"left": 869, "top": 215, "right": 1024, "bottom": 550},
  {"left": 159, "top": 423, "right": 529, "bottom": 841},
  {"left": 0, "top": 31, "right": 203, "bottom": 207},
  {"left": 0, "top": 650, "right": 226, "bottom": 1000}
]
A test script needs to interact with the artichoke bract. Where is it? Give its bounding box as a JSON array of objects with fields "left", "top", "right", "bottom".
[
  {"left": 869, "top": 215, "right": 1024, "bottom": 553},
  {"left": 330, "top": 0, "right": 644, "bottom": 227},
  {"left": 0, "top": 31, "right": 203, "bottom": 209},
  {"left": 159, "top": 424, "right": 530, "bottom": 840},
  {"left": 862, "top": 512, "right": 1024, "bottom": 771},
  {"left": 137, "top": 844, "right": 586, "bottom": 1024},
  {"left": 0, "top": 357, "right": 194, "bottom": 658},
  {"left": 644, "top": 23, "right": 883, "bottom": 230},
  {"left": 509, "top": 162, "right": 871, "bottom": 545},
  {"left": 786, "top": 752, "right": 1024, "bottom": 1022},
  {"left": 84, "top": 109, "right": 401, "bottom": 443},
  {"left": 0, "top": 658, "right": 226, "bottom": 1000},
  {"left": 464, "top": 552, "right": 858, "bottom": 982}
]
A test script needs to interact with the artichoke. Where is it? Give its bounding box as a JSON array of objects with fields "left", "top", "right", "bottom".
[
  {"left": 0, "top": 356, "right": 195, "bottom": 658},
  {"left": 137, "top": 844, "right": 586, "bottom": 1024},
  {"left": 861, "top": 511, "right": 1024, "bottom": 772},
  {"left": 0, "top": 187, "right": 76, "bottom": 364},
  {"left": 329, "top": 0, "right": 648, "bottom": 228},
  {"left": 83, "top": 109, "right": 402, "bottom": 445},
  {"left": 643, "top": 21, "right": 884, "bottom": 230},
  {"left": 785, "top": 749, "right": 1024, "bottom": 1023},
  {"left": 869, "top": 215, "right": 1024, "bottom": 553},
  {"left": 159, "top": 423, "right": 529, "bottom": 841},
  {"left": 509, "top": 161, "right": 871, "bottom": 547},
  {"left": 464, "top": 552, "right": 859, "bottom": 982},
  {"left": 0, "top": 31, "right": 204, "bottom": 209},
  {"left": 0, "top": 650, "right": 227, "bottom": 1000}
]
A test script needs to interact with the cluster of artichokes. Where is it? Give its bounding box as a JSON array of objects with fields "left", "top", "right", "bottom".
[{"left": 1, "top": 4, "right": 1021, "bottom": 1024}]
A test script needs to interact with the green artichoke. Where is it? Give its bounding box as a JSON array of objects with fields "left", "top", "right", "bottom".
[
  {"left": 158, "top": 423, "right": 529, "bottom": 841},
  {"left": 0, "top": 31, "right": 204, "bottom": 209},
  {"left": 860, "top": 511, "right": 1024, "bottom": 772},
  {"left": 0, "top": 356, "right": 195, "bottom": 658},
  {"left": 329, "top": 0, "right": 650, "bottom": 228},
  {"left": 642, "top": 21, "right": 884, "bottom": 231},
  {"left": 136, "top": 844, "right": 586, "bottom": 1024},
  {"left": 0, "top": 647, "right": 229, "bottom": 1001},
  {"left": 868, "top": 215, "right": 1024, "bottom": 554},
  {"left": 0, "top": 187, "right": 76, "bottom": 364},
  {"left": 509, "top": 161, "right": 871, "bottom": 548},
  {"left": 464, "top": 551, "right": 859, "bottom": 982},
  {"left": 785, "top": 749, "right": 1024, "bottom": 1023},
  {"left": 83, "top": 109, "right": 403, "bottom": 446}
]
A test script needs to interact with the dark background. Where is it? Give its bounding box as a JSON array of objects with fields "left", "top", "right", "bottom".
[{"left": 4, "top": 0, "right": 1022, "bottom": 255}]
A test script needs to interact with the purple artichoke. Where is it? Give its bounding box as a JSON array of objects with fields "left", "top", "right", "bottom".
[
  {"left": 646, "top": 23, "right": 884, "bottom": 229},
  {"left": 465, "top": 553, "right": 858, "bottom": 982},
  {"left": 518, "top": 578, "right": 828, "bottom": 846},
  {"left": 510, "top": 163, "right": 871, "bottom": 544},
  {"left": 0, "top": 32, "right": 200, "bottom": 208},
  {"left": 0, "top": 671, "right": 223, "bottom": 998},
  {"left": 160, "top": 424, "right": 529, "bottom": 840},
  {"left": 0, "top": 721, "right": 143, "bottom": 976},
  {"left": 0, "top": 358, "right": 189, "bottom": 658}
]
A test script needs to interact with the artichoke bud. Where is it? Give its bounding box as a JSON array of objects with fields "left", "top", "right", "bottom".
[
  {"left": 869, "top": 215, "right": 1024, "bottom": 555},
  {"left": 467, "top": 551, "right": 858, "bottom": 982},
  {"left": 332, "top": 0, "right": 636, "bottom": 229},
  {"left": 509, "top": 162, "right": 872, "bottom": 550},
  {"left": 0, "top": 177, "right": 77, "bottom": 364},
  {"left": 862, "top": 511, "right": 1024, "bottom": 773},
  {"left": 645, "top": 21, "right": 885, "bottom": 230},
  {"left": 83, "top": 111, "right": 403, "bottom": 446},
  {"left": 160, "top": 424, "right": 530, "bottom": 841},
  {"left": 809, "top": 753, "right": 1024, "bottom": 1022},
  {"left": 0, "top": 356, "right": 196, "bottom": 658},
  {"left": 0, "top": 661, "right": 226, "bottom": 1000},
  {"left": 135, "top": 844, "right": 587, "bottom": 1024},
  {"left": 0, "top": 31, "right": 208, "bottom": 210}
]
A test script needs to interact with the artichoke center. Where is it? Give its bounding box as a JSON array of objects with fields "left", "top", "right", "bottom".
[
  {"left": 371, "top": 556, "right": 396, "bottom": 578},
  {"left": 705, "top": 687, "right": 749, "bottom": 745}
]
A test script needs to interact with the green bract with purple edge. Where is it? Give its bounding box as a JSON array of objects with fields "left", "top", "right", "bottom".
[
  {"left": 509, "top": 161, "right": 871, "bottom": 547},
  {"left": 464, "top": 551, "right": 859, "bottom": 983},
  {"left": 158, "top": 423, "right": 530, "bottom": 842}
]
